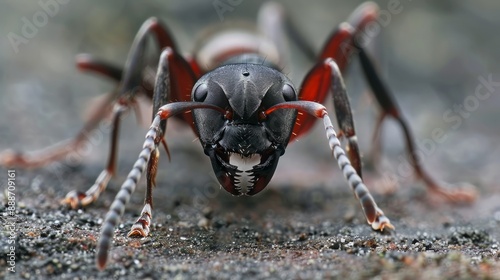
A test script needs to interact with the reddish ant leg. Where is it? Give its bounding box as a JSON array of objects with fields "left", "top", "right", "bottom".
[
  {"left": 0, "top": 55, "right": 121, "bottom": 169},
  {"left": 0, "top": 18, "right": 179, "bottom": 208},
  {"left": 354, "top": 41, "right": 477, "bottom": 203},
  {"left": 64, "top": 18, "right": 180, "bottom": 208}
]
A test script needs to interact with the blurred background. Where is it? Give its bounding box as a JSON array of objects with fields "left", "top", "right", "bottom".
[{"left": 0, "top": 0, "right": 499, "bottom": 208}]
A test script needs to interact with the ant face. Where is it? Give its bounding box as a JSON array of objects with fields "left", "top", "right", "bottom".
[{"left": 192, "top": 63, "right": 297, "bottom": 195}]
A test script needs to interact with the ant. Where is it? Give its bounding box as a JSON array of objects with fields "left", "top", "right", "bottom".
[{"left": 0, "top": 2, "right": 476, "bottom": 269}]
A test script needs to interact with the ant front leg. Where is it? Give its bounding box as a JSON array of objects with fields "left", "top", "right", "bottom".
[
  {"left": 267, "top": 100, "right": 394, "bottom": 231},
  {"left": 96, "top": 49, "right": 221, "bottom": 269},
  {"left": 292, "top": 57, "right": 392, "bottom": 230},
  {"left": 127, "top": 48, "right": 173, "bottom": 238},
  {"left": 125, "top": 29, "right": 200, "bottom": 238}
]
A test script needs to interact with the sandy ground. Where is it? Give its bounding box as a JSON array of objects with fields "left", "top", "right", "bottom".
[{"left": 1, "top": 0, "right": 500, "bottom": 279}]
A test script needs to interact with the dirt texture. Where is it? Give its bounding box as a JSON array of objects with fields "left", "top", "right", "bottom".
[{"left": 1, "top": 1, "right": 500, "bottom": 279}]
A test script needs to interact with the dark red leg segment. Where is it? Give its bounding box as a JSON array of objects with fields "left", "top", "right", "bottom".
[
  {"left": 294, "top": 58, "right": 363, "bottom": 176},
  {"left": 64, "top": 18, "right": 190, "bottom": 208},
  {"left": 354, "top": 39, "right": 477, "bottom": 203},
  {"left": 0, "top": 17, "right": 197, "bottom": 209},
  {"left": 62, "top": 104, "right": 126, "bottom": 208},
  {"left": 291, "top": 2, "right": 380, "bottom": 174},
  {"left": 76, "top": 54, "right": 123, "bottom": 82}
]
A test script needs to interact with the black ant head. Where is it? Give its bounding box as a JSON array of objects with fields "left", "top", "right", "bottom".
[{"left": 191, "top": 63, "right": 298, "bottom": 196}]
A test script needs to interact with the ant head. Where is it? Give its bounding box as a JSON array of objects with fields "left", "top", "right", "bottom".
[{"left": 191, "top": 63, "right": 298, "bottom": 196}]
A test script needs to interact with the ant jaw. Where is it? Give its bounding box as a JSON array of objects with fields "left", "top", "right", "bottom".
[
  {"left": 206, "top": 146, "right": 282, "bottom": 196},
  {"left": 229, "top": 154, "right": 261, "bottom": 195}
]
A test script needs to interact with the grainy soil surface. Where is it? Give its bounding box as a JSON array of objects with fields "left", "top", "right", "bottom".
[
  {"left": 1, "top": 168, "right": 500, "bottom": 280},
  {"left": 1, "top": 1, "right": 500, "bottom": 279}
]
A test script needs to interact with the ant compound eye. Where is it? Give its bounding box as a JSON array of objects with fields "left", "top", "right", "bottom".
[
  {"left": 282, "top": 84, "right": 296, "bottom": 101},
  {"left": 193, "top": 83, "right": 208, "bottom": 102}
]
